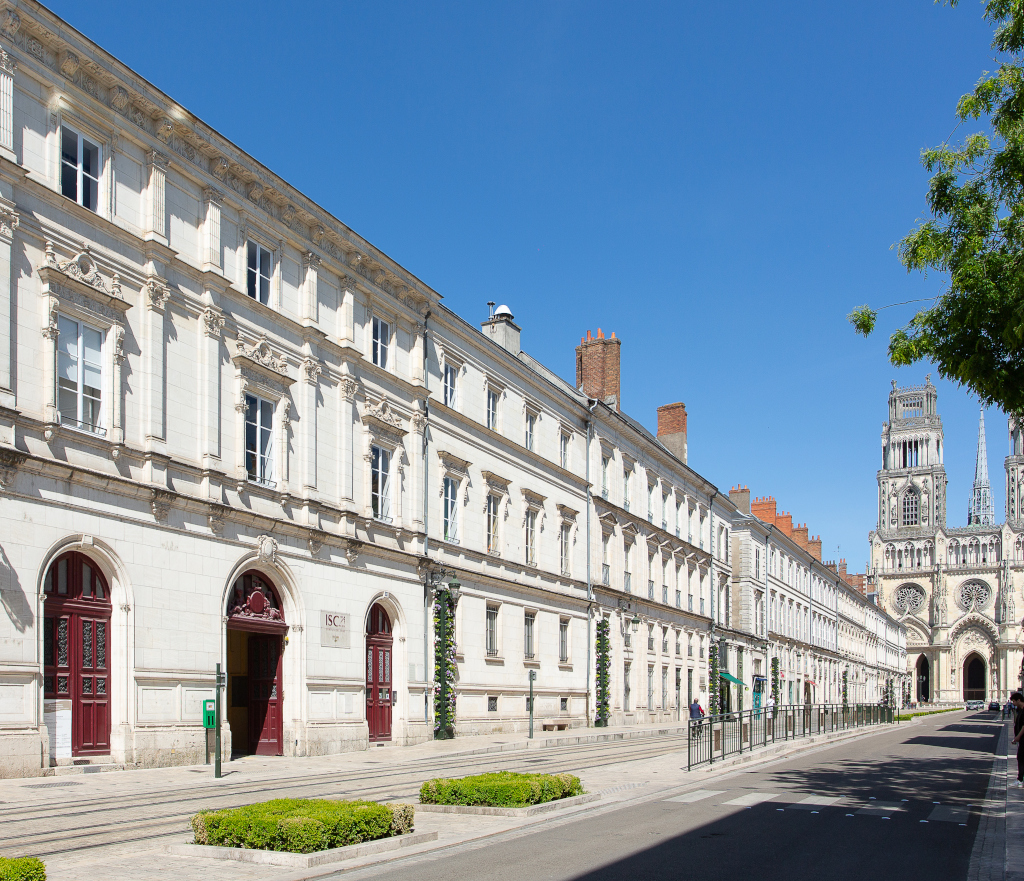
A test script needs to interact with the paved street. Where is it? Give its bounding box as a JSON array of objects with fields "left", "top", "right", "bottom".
[
  {"left": 0, "top": 711, "right": 1005, "bottom": 880},
  {"left": 336, "top": 710, "right": 1002, "bottom": 881}
]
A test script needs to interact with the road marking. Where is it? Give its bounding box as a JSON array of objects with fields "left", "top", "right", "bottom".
[
  {"left": 928, "top": 805, "right": 972, "bottom": 823},
  {"left": 793, "top": 795, "right": 842, "bottom": 807},
  {"left": 663, "top": 789, "right": 725, "bottom": 804},
  {"left": 724, "top": 792, "right": 779, "bottom": 806},
  {"left": 856, "top": 802, "right": 904, "bottom": 816}
]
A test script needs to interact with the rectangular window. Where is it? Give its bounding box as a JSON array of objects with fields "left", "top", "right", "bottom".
[
  {"left": 372, "top": 316, "right": 391, "bottom": 369},
  {"left": 560, "top": 432, "right": 569, "bottom": 469},
  {"left": 601, "top": 456, "right": 609, "bottom": 499},
  {"left": 525, "top": 412, "right": 535, "bottom": 451},
  {"left": 486, "top": 605, "right": 499, "bottom": 656},
  {"left": 57, "top": 315, "right": 104, "bottom": 434},
  {"left": 524, "top": 611, "right": 535, "bottom": 659},
  {"left": 486, "top": 388, "right": 499, "bottom": 430},
  {"left": 559, "top": 523, "right": 571, "bottom": 575},
  {"left": 559, "top": 619, "right": 569, "bottom": 663},
  {"left": 488, "top": 695, "right": 498, "bottom": 712},
  {"left": 244, "top": 394, "right": 275, "bottom": 486},
  {"left": 648, "top": 665, "right": 654, "bottom": 711},
  {"left": 525, "top": 509, "right": 537, "bottom": 566},
  {"left": 60, "top": 125, "right": 100, "bottom": 212},
  {"left": 443, "top": 476, "right": 459, "bottom": 542},
  {"left": 370, "top": 445, "right": 392, "bottom": 521},
  {"left": 648, "top": 484, "right": 655, "bottom": 521},
  {"left": 648, "top": 625, "right": 655, "bottom": 652},
  {"left": 486, "top": 494, "right": 500, "bottom": 554},
  {"left": 623, "top": 470, "right": 631, "bottom": 511},
  {"left": 443, "top": 363, "right": 457, "bottom": 408},
  {"left": 624, "top": 661, "right": 631, "bottom": 710},
  {"left": 246, "top": 241, "right": 272, "bottom": 304}
]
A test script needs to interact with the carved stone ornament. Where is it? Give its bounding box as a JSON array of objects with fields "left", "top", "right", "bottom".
[
  {"left": 308, "top": 530, "right": 328, "bottom": 556},
  {"left": 0, "top": 46, "right": 15, "bottom": 76},
  {"left": 0, "top": 448, "right": 26, "bottom": 490},
  {"left": 59, "top": 50, "right": 79, "bottom": 79},
  {"left": 211, "top": 157, "right": 229, "bottom": 180},
  {"left": 44, "top": 242, "right": 110, "bottom": 294},
  {"left": 150, "top": 489, "right": 173, "bottom": 522},
  {"left": 438, "top": 450, "right": 470, "bottom": 476},
  {"left": 112, "top": 323, "right": 126, "bottom": 364},
  {"left": 345, "top": 541, "right": 361, "bottom": 565},
  {"left": 145, "top": 278, "right": 170, "bottom": 311},
  {"left": 156, "top": 118, "right": 174, "bottom": 143},
  {"left": 256, "top": 534, "right": 278, "bottom": 565},
  {"left": 248, "top": 181, "right": 264, "bottom": 202},
  {"left": 1, "top": 10, "right": 21, "bottom": 40},
  {"left": 339, "top": 376, "right": 359, "bottom": 402},
  {"left": 235, "top": 334, "right": 289, "bottom": 377},
  {"left": 110, "top": 85, "right": 130, "bottom": 112},
  {"left": 202, "top": 307, "right": 224, "bottom": 338},
  {"left": 957, "top": 581, "right": 991, "bottom": 613},
  {"left": 311, "top": 225, "right": 325, "bottom": 246},
  {"left": 301, "top": 357, "right": 322, "bottom": 384},
  {"left": 362, "top": 397, "right": 407, "bottom": 435},
  {"left": 892, "top": 583, "right": 925, "bottom": 615},
  {"left": 0, "top": 204, "right": 19, "bottom": 239},
  {"left": 208, "top": 508, "right": 225, "bottom": 536},
  {"left": 282, "top": 204, "right": 297, "bottom": 228}
]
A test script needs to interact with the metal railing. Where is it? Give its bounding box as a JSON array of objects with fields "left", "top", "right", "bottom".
[{"left": 686, "top": 703, "right": 895, "bottom": 770}]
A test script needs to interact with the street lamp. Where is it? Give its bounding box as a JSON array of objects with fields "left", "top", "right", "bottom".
[{"left": 630, "top": 614, "right": 641, "bottom": 633}]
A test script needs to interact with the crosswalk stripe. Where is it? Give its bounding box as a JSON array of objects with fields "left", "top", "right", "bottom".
[
  {"left": 856, "top": 802, "right": 904, "bottom": 815},
  {"left": 664, "top": 789, "right": 726, "bottom": 803},
  {"left": 724, "top": 792, "right": 780, "bottom": 806},
  {"left": 796, "top": 795, "right": 842, "bottom": 806},
  {"left": 928, "top": 805, "right": 971, "bottom": 823}
]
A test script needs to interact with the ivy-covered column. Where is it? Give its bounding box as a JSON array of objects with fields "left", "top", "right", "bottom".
[
  {"left": 771, "top": 656, "right": 781, "bottom": 707},
  {"left": 595, "top": 618, "right": 611, "bottom": 727},
  {"left": 433, "top": 587, "right": 458, "bottom": 740},
  {"left": 709, "top": 641, "right": 721, "bottom": 716}
]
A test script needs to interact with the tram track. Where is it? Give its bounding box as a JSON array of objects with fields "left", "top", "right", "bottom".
[{"left": 1, "top": 734, "right": 688, "bottom": 858}]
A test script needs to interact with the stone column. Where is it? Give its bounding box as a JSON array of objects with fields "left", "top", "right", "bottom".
[
  {"left": 145, "top": 152, "right": 169, "bottom": 244},
  {"left": 40, "top": 293, "right": 58, "bottom": 433},
  {"left": 143, "top": 279, "right": 169, "bottom": 443},
  {"left": 0, "top": 47, "right": 16, "bottom": 160},
  {"left": 202, "top": 188, "right": 222, "bottom": 272},
  {"left": 277, "top": 398, "right": 290, "bottom": 496},
  {"left": 338, "top": 275, "right": 355, "bottom": 344},
  {"left": 300, "top": 357, "right": 320, "bottom": 493},
  {"left": 411, "top": 322, "right": 424, "bottom": 384},
  {"left": 338, "top": 375, "right": 357, "bottom": 501},
  {"left": 410, "top": 412, "right": 426, "bottom": 531},
  {"left": 302, "top": 252, "right": 320, "bottom": 324},
  {"left": 110, "top": 322, "right": 125, "bottom": 451},
  {"left": 0, "top": 200, "right": 17, "bottom": 408}
]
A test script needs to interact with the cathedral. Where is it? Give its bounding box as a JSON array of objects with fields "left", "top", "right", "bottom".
[{"left": 870, "top": 378, "right": 1023, "bottom": 704}]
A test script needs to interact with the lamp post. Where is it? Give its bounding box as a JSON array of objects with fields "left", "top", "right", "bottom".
[{"left": 428, "top": 567, "right": 460, "bottom": 740}]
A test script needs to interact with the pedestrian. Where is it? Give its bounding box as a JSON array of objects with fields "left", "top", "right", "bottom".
[
  {"left": 689, "top": 698, "right": 702, "bottom": 721},
  {"left": 1011, "top": 692, "right": 1024, "bottom": 788},
  {"left": 1007, "top": 699, "right": 1015, "bottom": 721}
]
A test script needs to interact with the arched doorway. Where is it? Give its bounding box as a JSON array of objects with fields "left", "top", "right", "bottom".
[
  {"left": 916, "top": 655, "right": 930, "bottom": 703},
  {"left": 43, "top": 552, "right": 112, "bottom": 756},
  {"left": 963, "top": 653, "right": 986, "bottom": 702},
  {"left": 225, "top": 571, "right": 286, "bottom": 756},
  {"left": 366, "top": 603, "right": 393, "bottom": 742}
]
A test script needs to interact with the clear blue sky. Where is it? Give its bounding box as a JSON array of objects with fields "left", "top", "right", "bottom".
[{"left": 47, "top": 0, "right": 1008, "bottom": 569}]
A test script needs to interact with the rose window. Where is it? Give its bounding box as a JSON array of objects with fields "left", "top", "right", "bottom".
[
  {"left": 957, "top": 581, "right": 991, "bottom": 612},
  {"left": 892, "top": 584, "right": 925, "bottom": 614}
]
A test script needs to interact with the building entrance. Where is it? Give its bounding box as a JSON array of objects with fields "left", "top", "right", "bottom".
[
  {"left": 366, "top": 603, "right": 393, "bottom": 742},
  {"left": 916, "top": 655, "right": 930, "bottom": 702},
  {"left": 42, "top": 552, "right": 112, "bottom": 756},
  {"left": 963, "top": 653, "right": 986, "bottom": 702},
  {"left": 225, "top": 571, "right": 286, "bottom": 756}
]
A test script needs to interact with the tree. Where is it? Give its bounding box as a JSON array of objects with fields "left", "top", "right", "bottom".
[{"left": 850, "top": 0, "right": 1024, "bottom": 419}]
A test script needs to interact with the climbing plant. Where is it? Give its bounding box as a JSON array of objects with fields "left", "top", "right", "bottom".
[
  {"left": 709, "top": 642, "right": 721, "bottom": 716},
  {"left": 842, "top": 669, "right": 849, "bottom": 708},
  {"left": 433, "top": 589, "right": 457, "bottom": 739},
  {"left": 770, "top": 657, "right": 781, "bottom": 706},
  {"left": 594, "top": 617, "right": 611, "bottom": 727}
]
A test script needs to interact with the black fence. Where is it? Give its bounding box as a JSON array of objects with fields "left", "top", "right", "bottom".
[{"left": 686, "top": 703, "right": 895, "bottom": 770}]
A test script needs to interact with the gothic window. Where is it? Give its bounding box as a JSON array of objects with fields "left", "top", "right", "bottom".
[
  {"left": 892, "top": 584, "right": 925, "bottom": 614},
  {"left": 901, "top": 491, "right": 919, "bottom": 526},
  {"left": 1016, "top": 536, "right": 1024, "bottom": 562},
  {"left": 957, "top": 581, "right": 991, "bottom": 612}
]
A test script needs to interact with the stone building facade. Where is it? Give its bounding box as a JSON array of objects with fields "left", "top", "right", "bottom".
[{"left": 869, "top": 378, "right": 1023, "bottom": 704}]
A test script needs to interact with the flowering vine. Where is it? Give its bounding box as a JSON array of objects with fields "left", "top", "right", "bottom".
[
  {"left": 842, "top": 669, "right": 849, "bottom": 708},
  {"left": 433, "top": 589, "right": 457, "bottom": 739},
  {"left": 771, "top": 657, "right": 781, "bottom": 707},
  {"left": 595, "top": 617, "right": 611, "bottom": 727},
  {"left": 709, "top": 641, "right": 721, "bottom": 716}
]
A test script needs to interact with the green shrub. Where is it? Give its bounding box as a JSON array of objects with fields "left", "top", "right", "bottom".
[
  {"left": 191, "top": 799, "right": 413, "bottom": 854},
  {"left": 895, "top": 707, "right": 963, "bottom": 722},
  {"left": 0, "top": 857, "right": 46, "bottom": 881},
  {"left": 419, "top": 771, "right": 583, "bottom": 807}
]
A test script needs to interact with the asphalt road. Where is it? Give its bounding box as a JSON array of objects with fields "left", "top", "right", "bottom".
[{"left": 339, "top": 710, "right": 1002, "bottom": 881}]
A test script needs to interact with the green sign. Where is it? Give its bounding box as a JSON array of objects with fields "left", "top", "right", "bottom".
[{"left": 203, "top": 699, "right": 216, "bottom": 730}]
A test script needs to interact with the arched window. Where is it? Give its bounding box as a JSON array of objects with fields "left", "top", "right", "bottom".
[{"left": 901, "top": 492, "right": 919, "bottom": 526}]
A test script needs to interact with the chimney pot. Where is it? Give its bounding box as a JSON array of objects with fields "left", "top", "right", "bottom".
[{"left": 576, "top": 327, "right": 622, "bottom": 411}]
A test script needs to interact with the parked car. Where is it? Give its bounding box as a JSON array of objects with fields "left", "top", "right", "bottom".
[
  {"left": 989, "top": 702, "right": 1001, "bottom": 712},
  {"left": 965, "top": 700, "right": 985, "bottom": 710}
]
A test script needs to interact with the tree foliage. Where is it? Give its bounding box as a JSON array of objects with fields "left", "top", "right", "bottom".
[{"left": 852, "top": 0, "right": 1024, "bottom": 418}]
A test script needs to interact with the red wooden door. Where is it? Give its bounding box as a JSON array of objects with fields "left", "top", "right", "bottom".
[
  {"left": 248, "top": 634, "right": 283, "bottom": 755},
  {"left": 366, "top": 604, "right": 393, "bottom": 742},
  {"left": 43, "top": 553, "right": 111, "bottom": 756},
  {"left": 366, "top": 640, "right": 393, "bottom": 741}
]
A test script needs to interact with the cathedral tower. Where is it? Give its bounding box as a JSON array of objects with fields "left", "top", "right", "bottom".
[
  {"left": 967, "top": 409, "right": 995, "bottom": 525},
  {"left": 877, "top": 377, "right": 947, "bottom": 535},
  {"left": 1007, "top": 414, "right": 1024, "bottom": 524}
]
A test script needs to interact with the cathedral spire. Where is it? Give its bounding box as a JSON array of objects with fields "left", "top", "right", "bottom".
[{"left": 968, "top": 408, "right": 995, "bottom": 525}]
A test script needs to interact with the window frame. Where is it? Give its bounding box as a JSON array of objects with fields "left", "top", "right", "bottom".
[
  {"left": 524, "top": 508, "right": 537, "bottom": 566},
  {"left": 370, "top": 443, "right": 393, "bottom": 522},
  {"left": 57, "top": 313, "right": 106, "bottom": 436},
  {"left": 486, "top": 387, "right": 499, "bottom": 431},
  {"left": 485, "top": 603, "right": 500, "bottom": 656},
  {"left": 246, "top": 240, "right": 273, "bottom": 306},
  {"left": 244, "top": 392, "right": 276, "bottom": 487},
  {"left": 559, "top": 523, "right": 571, "bottom": 576},
  {"left": 60, "top": 123, "right": 102, "bottom": 213},
  {"left": 524, "top": 610, "right": 536, "bottom": 660},
  {"left": 524, "top": 411, "right": 536, "bottom": 451},
  {"left": 559, "top": 618, "right": 570, "bottom": 664},
  {"left": 442, "top": 475, "right": 459, "bottom": 543},
  {"left": 559, "top": 432, "right": 569, "bottom": 469},
  {"left": 443, "top": 362, "right": 458, "bottom": 408},
  {"left": 486, "top": 493, "right": 501, "bottom": 554},
  {"left": 372, "top": 314, "right": 392, "bottom": 370}
]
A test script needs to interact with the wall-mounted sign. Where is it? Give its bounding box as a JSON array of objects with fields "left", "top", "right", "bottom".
[{"left": 321, "top": 611, "right": 350, "bottom": 648}]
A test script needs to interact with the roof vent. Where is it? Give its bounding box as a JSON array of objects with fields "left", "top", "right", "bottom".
[{"left": 494, "top": 304, "right": 513, "bottom": 319}]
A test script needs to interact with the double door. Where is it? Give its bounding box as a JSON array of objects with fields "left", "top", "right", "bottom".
[
  {"left": 366, "top": 637, "right": 393, "bottom": 741},
  {"left": 247, "top": 634, "right": 283, "bottom": 756}
]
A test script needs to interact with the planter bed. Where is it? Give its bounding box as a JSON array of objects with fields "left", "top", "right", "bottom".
[
  {"left": 0, "top": 857, "right": 46, "bottom": 880},
  {"left": 417, "top": 792, "right": 600, "bottom": 816},
  {"left": 419, "top": 771, "right": 585, "bottom": 809},
  {"left": 188, "top": 798, "right": 416, "bottom": 859}
]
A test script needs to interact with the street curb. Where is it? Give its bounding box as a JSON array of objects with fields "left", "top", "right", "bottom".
[
  {"left": 166, "top": 831, "right": 438, "bottom": 868},
  {"left": 416, "top": 792, "right": 601, "bottom": 816}
]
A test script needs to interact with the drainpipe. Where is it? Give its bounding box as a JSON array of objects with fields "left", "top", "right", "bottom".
[
  {"left": 707, "top": 489, "right": 718, "bottom": 708},
  {"left": 422, "top": 312, "right": 431, "bottom": 724},
  {"left": 585, "top": 399, "right": 598, "bottom": 725}
]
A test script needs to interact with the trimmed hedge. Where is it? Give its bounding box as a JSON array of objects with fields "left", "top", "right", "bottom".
[
  {"left": 419, "top": 771, "right": 583, "bottom": 807},
  {"left": 191, "top": 799, "right": 414, "bottom": 854},
  {"left": 0, "top": 857, "right": 46, "bottom": 881},
  {"left": 895, "top": 707, "right": 963, "bottom": 722}
]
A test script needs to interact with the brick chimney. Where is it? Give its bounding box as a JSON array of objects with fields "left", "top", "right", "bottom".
[
  {"left": 576, "top": 329, "right": 621, "bottom": 411},
  {"left": 808, "top": 535, "right": 822, "bottom": 561},
  {"left": 792, "top": 523, "right": 809, "bottom": 551},
  {"left": 751, "top": 496, "right": 776, "bottom": 525},
  {"left": 728, "top": 485, "right": 750, "bottom": 514},
  {"left": 775, "top": 511, "right": 793, "bottom": 536},
  {"left": 657, "top": 403, "right": 688, "bottom": 463}
]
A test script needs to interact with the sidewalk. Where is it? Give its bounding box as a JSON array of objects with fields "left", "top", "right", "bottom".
[{"left": 2, "top": 718, "right": 901, "bottom": 881}]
